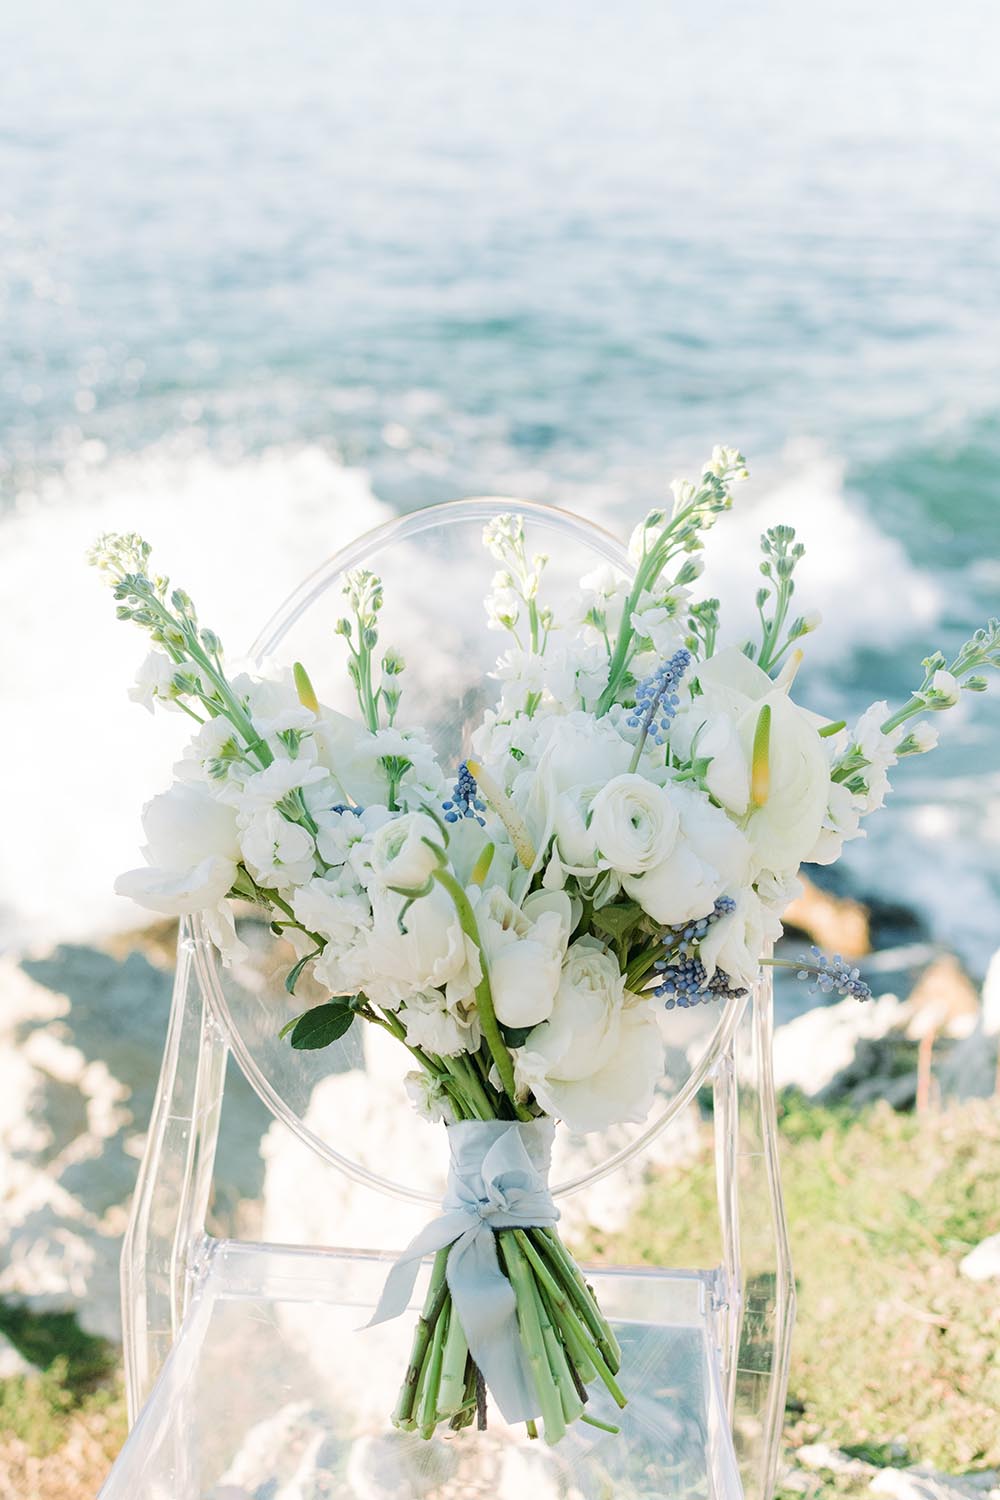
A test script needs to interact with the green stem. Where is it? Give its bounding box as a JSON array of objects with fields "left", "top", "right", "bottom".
[
  {"left": 392, "top": 1248, "right": 450, "bottom": 1429},
  {"left": 419, "top": 1295, "right": 450, "bottom": 1438},
  {"left": 431, "top": 868, "right": 530, "bottom": 1120},
  {"left": 500, "top": 1232, "right": 565, "bottom": 1444},
  {"left": 437, "top": 1306, "right": 470, "bottom": 1417},
  {"left": 537, "top": 1229, "right": 622, "bottom": 1374}
]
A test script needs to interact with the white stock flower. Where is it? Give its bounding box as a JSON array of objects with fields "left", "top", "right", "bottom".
[
  {"left": 399, "top": 988, "right": 480, "bottom": 1057},
  {"left": 370, "top": 812, "right": 442, "bottom": 890},
  {"left": 589, "top": 774, "right": 680, "bottom": 876},
  {"left": 807, "top": 780, "right": 864, "bottom": 866},
  {"left": 115, "top": 781, "right": 240, "bottom": 916},
  {"left": 129, "top": 650, "right": 184, "bottom": 713},
  {"left": 698, "top": 889, "right": 771, "bottom": 991},
  {"left": 316, "top": 715, "right": 445, "bottom": 808},
  {"left": 622, "top": 782, "right": 751, "bottom": 925},
  {"left": 222, "top": 757, "right": 330, "bottom": 813},
  {"left": 240, "top": 808, "right": 316, "bottom": 889},
  {"left": 851, "top": 701, "right": 905, "bottom": 812},
  {"left": 313, "top": 803, "right": 392, "bottom": 868},
  {"left": 515, "top": 938, "right": 663, "bottom": 1132},
  {"left": 929, "top": 669, "right": 960, "bottom": 706},
  {"left": 405, "top": 1069, "right": 455, "bottom": 1125},
  {"left": 476, "top": 888, "right": 571, "bottom": 1028},
  {"left": 630, "top": 589, "right": 690, "bottom": 658},
  {"left": 291, "top": 873, "right": 371, "bottom": 948}
]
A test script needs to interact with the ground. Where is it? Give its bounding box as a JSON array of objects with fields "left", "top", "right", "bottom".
[{"left": 1, "top": 1097, "right": 997, "bottom": 1498}]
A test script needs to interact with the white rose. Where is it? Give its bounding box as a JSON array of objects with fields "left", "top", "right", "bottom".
[
  {"left": 589, "top": 774, "right": 680, "bottom": 876},
  {"left": 515, "top": 938, "right": 663, "bottom": 1133},
  {"left": 370, "top": 812, "right": 441, "bottom": 890},
  {"left": 240, "top": 808, "right": 316, "bottom": 890},
  {"left": 115, "top": 782, "right": 240, "bottom": 916},
  {"left": 477, "top": 888, "right": 571, "bottom": 1029},
  {"left": 623, "top": 782, "right": 751, "bottom": 924}
]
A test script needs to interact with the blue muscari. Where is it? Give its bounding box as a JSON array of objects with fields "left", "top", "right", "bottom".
[
  {"left": 797, "top": 946, "right": 872, "bottom": 1003},
  {"left": 626, "top": 647, "right": 692, "bottom": 747},
  {"left": 654, "top": 896, "right": 747, "bottom": 1008},
  {"left": 443, "top": 761, "right": 487, "bottom": 826}
]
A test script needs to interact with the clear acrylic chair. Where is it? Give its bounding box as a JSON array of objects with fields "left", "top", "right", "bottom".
[{"left": 99, "top": 501, "right": 794, "bottom": 1500}]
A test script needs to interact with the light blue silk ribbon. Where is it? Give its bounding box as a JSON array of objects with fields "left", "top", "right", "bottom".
[{"left": 367, "top": 1118, "right": 560, "bottom": 1423}]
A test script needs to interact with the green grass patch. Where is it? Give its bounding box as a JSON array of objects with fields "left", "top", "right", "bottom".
[
  {"left": 0, "top": 1302, "right": 124, "bottom": 1457},
  {"left": 580, "top": 1096, "right": 1000, "bottom": 1473}
]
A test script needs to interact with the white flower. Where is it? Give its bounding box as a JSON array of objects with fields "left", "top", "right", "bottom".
[
  {"left": 115, "top": 781, "right": 240, "bottom": 917},
  {"left": 929, "top": 669, "right": 960, "bottom": 706},
  {"left": 174, "top": 716, "right": 239, "bottom": 783},
  {"left": 312, "top": 803, "right": 392, "bottom": 868},
  {"left": 630, "top": 589, "right": 690, "bottom": 658},
  {"left": 589, "top": 774, "right": 680, "bottom": 876},
  {"left": 399, "top": 988, "right": 480, "bottom": 1057},
  {"left": 129, "top": 650, "right": 184, "bottom": 713},
  {"left": 362, "top": 883, "right": 474, "bottom": 1010},
  {"left": 512, "top": 711, "right": 633, "bottom": 850},
  {"left": 622, "top": 782, "right": 751, "bottom": 924},
  {"left": 221, "top": 756, "right": 330, "bottom": 813},
  {"left": 291, "top": 873, "right": 371, "bottom": 948},
  {"left": 240, "top": 808, "right": 316, "bottom": 890},
  {"left": 807, "top": 780, "right": 864, "bottom": 866},
  {"left": 672, "top": 647, "right": 829, "bottom": 873},
  {"left": 698, "top": 889, "right": 770, "bottom": 991},
  {"left": 851, "top": 701, "right": 905, "bottom": 812},
  {"left": 515, "top": 938, "right": 662, "bottom": 1132},
  {"left": 315, "top": 714, "right": 444, "bottom": 808},
  {"left": 405, "top": 1069, "right": 455, "bottom": 1125},
  {"left": 906, "top": 721, "right": 939, "bottom": 754},
  {"left": 370, "top": 812, "right": 442, "bottom": 890},
  {"left": 476, "top": 888, "right": 571, "bottom": 1029}
]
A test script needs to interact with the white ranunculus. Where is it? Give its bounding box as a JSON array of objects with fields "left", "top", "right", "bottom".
[
  {"left": 698, "top": 889, "right": 769, "bottom": 991},
  {"left": 362, "top": 883, "right": 474, "bottom": 1010},
  {"left": 370, "top": 812, "right": 442, "bottom": 890},
  {"left": 589, "top": 773, "right": 680, "bottom": 876},
  {"left": 623, "top": 782, "right": 751, "bottom": 925},
  {"left": 240, "top": 808, "right": 316, "bottom": 890},
  {"left": 515, "top": 938, "right": 662, "bottom": 1132},
  {"left": 116, "top": 780, "right": 241, "bottom": 916},
  {"left": 399, "top": 988, "right": 481, "bottom": 1058},
  {"left": 512, "top": 711, "right": 633, "bottom": 860},
  {"left": 477, "top": 888, "right": 571, "bottom": 1029}
]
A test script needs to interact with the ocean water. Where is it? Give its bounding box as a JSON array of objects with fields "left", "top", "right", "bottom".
[{"left": 2, "top": 0, "right": 999, "bottom": 967}]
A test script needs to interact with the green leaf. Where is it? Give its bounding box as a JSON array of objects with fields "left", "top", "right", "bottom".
[
  {"left": 284, "top": 950, "right": 320, "bottom": 996},
  {"left": 288, "top": 1001, "right": 356, "bottom": 1051},
  {"left": 590, "top": 900, "right": 644, "bottom": 942},
  {"left": 500, "top": 1022, "right": 535, "bottom": 1049},
  {"left": 278, "top": 1011, "right": 306, "bottom": 1040}
]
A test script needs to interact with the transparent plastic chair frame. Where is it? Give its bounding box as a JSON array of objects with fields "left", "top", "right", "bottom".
[{"left": 117, "top": 499, "right": 795, "bottom": 1499}]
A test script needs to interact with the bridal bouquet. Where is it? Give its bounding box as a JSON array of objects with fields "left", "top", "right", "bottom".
[{"left": 91, "top": 448, "right": 999, "bottom": 1445}]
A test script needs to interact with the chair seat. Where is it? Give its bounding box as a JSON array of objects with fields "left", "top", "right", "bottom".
[{"left": 101, "top": 1237, "right": 742, "bottom": 1499}]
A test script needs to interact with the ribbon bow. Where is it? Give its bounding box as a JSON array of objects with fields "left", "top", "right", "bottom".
[{"left": 368, "top": 1118, "right": 559, "bottom": 1423}]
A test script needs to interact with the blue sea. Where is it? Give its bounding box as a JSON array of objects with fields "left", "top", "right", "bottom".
[{"left": 2, "top": 0, "right": 999, "bottom": 967}]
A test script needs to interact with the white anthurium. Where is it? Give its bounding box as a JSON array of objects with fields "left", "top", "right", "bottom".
[
  {"left": 673, "top": 646, "right": 829, "bottom": 874},
  {"left": 515, "top": 938, "right": 663, "bottom": 1133},
  {"left": 697, "top": 888, "right": 771, "bottom": 992},
  {"left": 399, "top": 988, "right": 481, "bottom": 1058},
  {"left": 476, "top": 887, "right": 572, "bottom": 1029},
  {"left": 239, "top": 808, "right": 317, "bottom": 890},
  {"left": 622, "top": 782, "right": 752, "bottom": 925},
  {"left": 588, "top": 773, "right": 680, "bottom": 877},
  {"left": 115, "top": 781, "right": 241, "bottom": 916},
  {"left": 361, "top": 883, "right": 475, "bottom": 1011},
  {"left": 369, "top": 811, "right": 443, "bottom": 890}
]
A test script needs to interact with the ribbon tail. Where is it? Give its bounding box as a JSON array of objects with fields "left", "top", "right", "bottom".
[
  {"left": 365, "top": 1211, "right": 470, "bottom": 1330},
  {"left": 447, "top": 1225, "right": 540, "bottom": 1424}
]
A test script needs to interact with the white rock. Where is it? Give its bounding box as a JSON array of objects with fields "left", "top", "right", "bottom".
[
  {"left": 0, "top": 1330, "right": 38, "bottom": 1378},
  {"left": 773, "top": 992, "right": 910, "bottom": 1095},
  {"left": 871, "top": 1465, "right": 998, "bottom": 1500},
  {"left": 959, "top": 1232, "right": 1000, "bottom": 1282},
  {"left": 795, "top": 1442, "right": 875, "bottom": 1476},
  {"left": 981, "top": 949, "right": 1000, "bottom": 1037}
]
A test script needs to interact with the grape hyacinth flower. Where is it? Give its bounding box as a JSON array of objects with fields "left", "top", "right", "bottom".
[
  {"left": 442, "top": 762, "right": 487, "bottom": 826},
  {"left": 796, "top": 947, "right": 872, "bottom": 1003},
  {"left": 660, "top": 895, "right": 737, "bottom": 957},
  {"left": 627, "top": 647, "right": 692, "bottom": 770},
  {"left": 653, "top": 956, "right": 748, "bottom": 1009}
]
